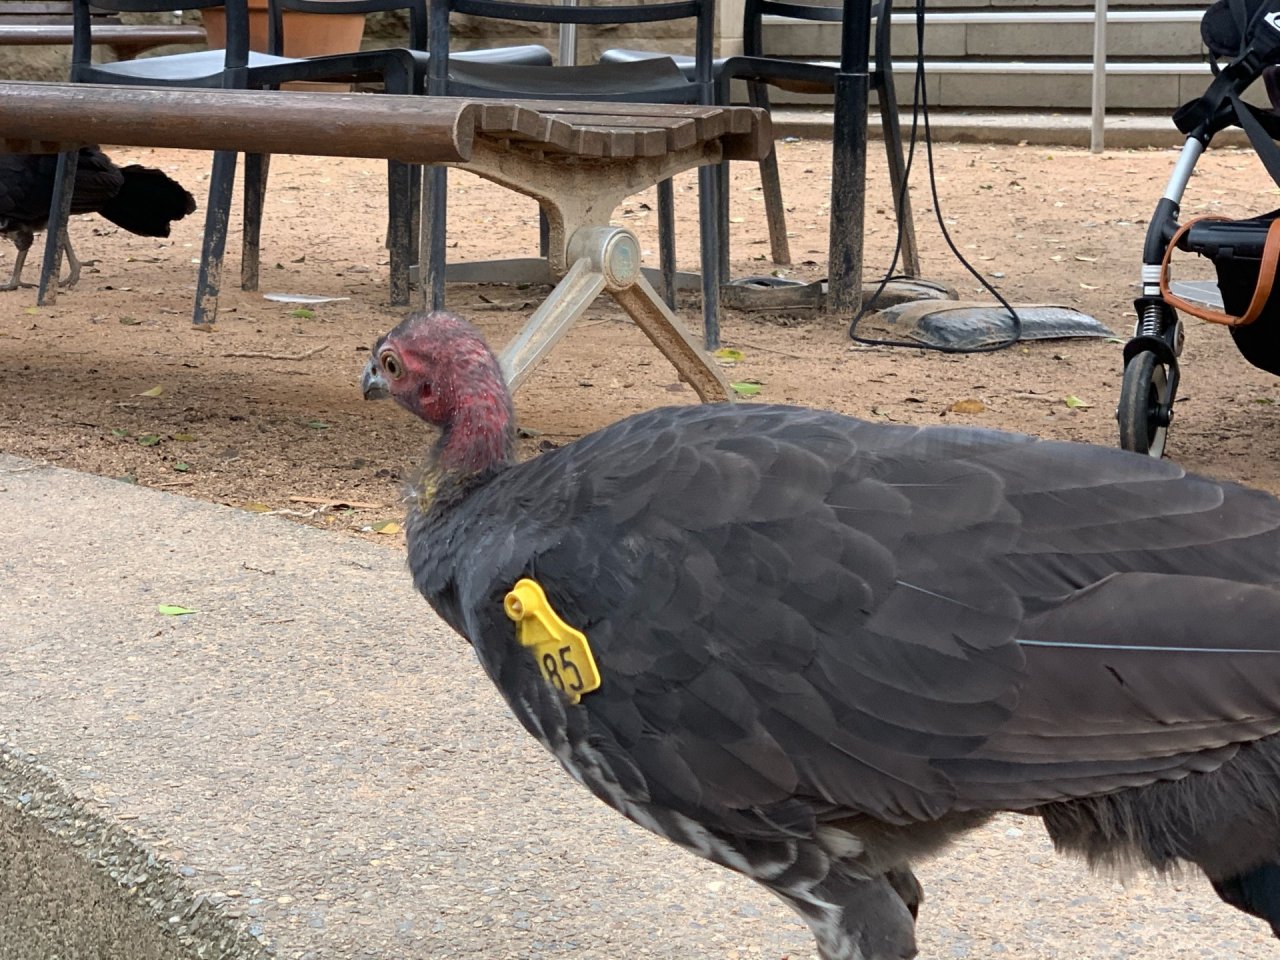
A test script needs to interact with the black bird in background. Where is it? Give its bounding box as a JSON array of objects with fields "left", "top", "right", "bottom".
[
  {"left": 365, "top": 309, "right": 1280, "bottom": 959},
  {"left": 0, "top": 146, "right": 196, "bottom": 291}
]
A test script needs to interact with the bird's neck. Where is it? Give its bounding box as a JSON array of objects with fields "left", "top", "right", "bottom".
[{"left": 418, "top": 384, "right": 515, "bottom": 506}]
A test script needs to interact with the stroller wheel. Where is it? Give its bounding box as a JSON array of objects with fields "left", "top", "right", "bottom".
[{"left": 1117, "top": 351, "right": 1173, "bottom": 458}]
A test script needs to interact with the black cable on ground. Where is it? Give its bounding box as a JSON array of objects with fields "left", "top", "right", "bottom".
[{"left": 848, "top": 0, "right": 1024, "bottom": 353}]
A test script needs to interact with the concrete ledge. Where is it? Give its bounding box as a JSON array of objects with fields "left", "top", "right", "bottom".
[
  {"left": 768, "top": 106, "right": 1252, "bottom": 148},
  {"left": 0, "top": 747, "right": 263, "bottom": 959}
]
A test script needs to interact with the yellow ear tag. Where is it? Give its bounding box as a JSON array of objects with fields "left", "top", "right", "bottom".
[{"left": 504, "top": 578, "right": 602, "bottom": 704}]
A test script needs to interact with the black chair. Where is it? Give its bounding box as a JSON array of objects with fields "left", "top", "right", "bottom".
[
  {"left": 601, "top": 0, "right": 922, "bottom": 283},
  {"left": 423, "top": 0, "right": 723, "bottom": 340},
  {"left": 41, "top": 0, "right": 550, "bottom": 323}
]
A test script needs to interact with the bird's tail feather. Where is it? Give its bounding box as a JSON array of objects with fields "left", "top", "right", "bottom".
[
  {"left": 97, "top": 166, "right": 197, "bottom": 238},
  {"left": 1212, "top": 862, "right": 1280, "bottom": 939}
]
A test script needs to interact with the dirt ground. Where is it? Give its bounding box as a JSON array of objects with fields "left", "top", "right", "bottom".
[{"left": 5, "top": 136, "right": 1280, "bottom": 541}]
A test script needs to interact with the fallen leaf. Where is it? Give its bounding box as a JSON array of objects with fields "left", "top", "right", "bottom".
[
  {"left": 138, "top": 385, "right": 165, "bottom": 398},
  {"left": 372, "top": 520, "right": 402, "bottom": 535},
  {"left": 137, "top": 434, "right": 162, "bottom": 446},
  {"left": 173, "top": 462, "right": 191, "bottom": 472},
  {"left": 119, "top": 316, "right": 142, "bottom": 326},
  {"left": 714, "top": 347, "right": 745, "bottom": 363},
  {"left": 730, "top": 381, "right": 762, "bottom": 397},
  {"left": 110, "top": 428, "right": 129, "bottom": 438},
  {"left": 242, "top": 501, "right": 272, "bottom": 513},
  {"left": 948, "top": 398, "right": 986, "bottom": 414},
  {"left": 1064, "top": 394, "right": 1092, "bottom": 409},
  {"left": 307, "top": 420, "right": 331, "bottom": 431},
  {"left": 1074, "top": 255, "right": 1098, "bottom": 263},
  {"left": 157, "top": 604, "right": 196, "bottom": 616},
  {"left": 290, "top": 308, "right": 316, "bottom": 319}
]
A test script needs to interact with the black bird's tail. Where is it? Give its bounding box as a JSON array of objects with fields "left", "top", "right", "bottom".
[
  {"left": 97, "top": 165, "right": 197, "bottom": 238},
  {"left": 1213, "top": 863, "right": 1280, "bottom": 939}
]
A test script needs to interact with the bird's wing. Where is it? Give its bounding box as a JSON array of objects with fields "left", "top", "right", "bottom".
[
  {"left": 440, "top": 406, "right": 1280, "bottom": 831},
  {"left": 67, "top": 148, "right": 125, "bottom": 214},
  {"left": 936, "top": 437, "right": 1280, "bottom": 808},
  {"left": 0, "top": 154, "right": 58, "bottom": 222},
  {"left": 0, "top": 148, "right": 122, "bottom": 225}
]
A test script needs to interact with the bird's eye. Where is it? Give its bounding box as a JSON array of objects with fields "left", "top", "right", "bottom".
[{"left": 380, "top": 350, "right": 404, "bottom": 380}]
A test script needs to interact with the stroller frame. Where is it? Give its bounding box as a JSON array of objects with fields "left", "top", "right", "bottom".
[{"left": 1120, "top": 0, "right": 1280, "bottom": 457}]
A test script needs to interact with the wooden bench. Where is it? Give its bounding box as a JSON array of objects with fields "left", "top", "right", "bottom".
[
  {"left": 0, "top": 1, "right": 205, "bottom": 59},
  {"left": 0, "top": 81, "right": 771, "bottom": 402}
]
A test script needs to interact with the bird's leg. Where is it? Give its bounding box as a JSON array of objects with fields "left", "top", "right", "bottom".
[
  {"left": 777, "top": 872, "right": 920, "bottom": 960},
  {"left": 884, "top": 866, "right": 924, "bottom": 920},
  {"left": 1, "top": 235, "right": 34, "bottom": 291},
  {"left": 59, "top": 231, "right": 81, "bottom": 289}
]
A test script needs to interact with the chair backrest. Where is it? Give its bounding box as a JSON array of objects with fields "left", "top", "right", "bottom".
[
  {"left": 743, "top": 0, "right": 893, "bottom": 65},
  {"left": 267, "top": 0, "right": 426, "bottom": 55},
  {"left": 71, "top": 0, "right": 249, "bottom": 69},
  {"left": 744, "top": 1, "right": 844, "bottom": 56},
  {"left": 428, "top": 0, "right": 715, "bottom": 87}
]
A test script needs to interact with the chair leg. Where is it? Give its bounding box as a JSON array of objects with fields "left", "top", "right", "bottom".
[
  {"left": 241, "top": 152, "right": 269, "bottom": 292},
  {"left": 875, "top": 43, "right": 920, "bottom": 277},
  {"left": 716, "top": 158, "right": 731, "bottom": 285},
  {"left": 748, "top": 80, "right": 792, "bottom": 268},
  {"left": 195, "top": 149, "right": 239, "bottom": 327},
  {"left": 696, "top": 163, "right": 720, "bottom": 351},
  {"left": 36, "top": 148, "right": 79, "bottom": 306},
  {"left": 408, "top": 162, "right": 422, "bottom": 271},
  {"left": 656, "top": 178, "right": 676, "bottom": 309},
  {"left": 387, "top": 159, "right": 412, "bottom": 306},
  {"left": 420, "top": 164, "right": 447, "bottom": 312},
  {"left": 756, "top": 149, "right": 791, "bottom": 267}
]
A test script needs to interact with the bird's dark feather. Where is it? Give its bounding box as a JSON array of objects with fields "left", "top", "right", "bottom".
[
  {"left": 408, "top": 403, "right": 1280, "bottom": 840},
  {"left": 0, "top": 147, "right": 194, "bottom": 240}
]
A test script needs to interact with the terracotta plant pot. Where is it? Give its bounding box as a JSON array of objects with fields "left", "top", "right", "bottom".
[{"left": 200, "top": 0, "right": 366, "bottom": 91}]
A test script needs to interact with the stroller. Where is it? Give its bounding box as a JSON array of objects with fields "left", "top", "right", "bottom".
[{"left": 1120, "top": 0, "right": 1280, "bottom": 456}]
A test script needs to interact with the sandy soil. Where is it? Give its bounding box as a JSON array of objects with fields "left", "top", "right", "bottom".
[{"left": 4, "top": 136, "right": 1280, "bottom": 541}]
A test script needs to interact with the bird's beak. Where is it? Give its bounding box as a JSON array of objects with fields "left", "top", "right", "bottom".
[{"left": 361, "top": 357, "right": 390, "bottom": 400}]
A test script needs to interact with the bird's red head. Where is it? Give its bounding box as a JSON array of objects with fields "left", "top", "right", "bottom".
[{"left": 363, "top": 310, "right": 515, "bottom": 476}]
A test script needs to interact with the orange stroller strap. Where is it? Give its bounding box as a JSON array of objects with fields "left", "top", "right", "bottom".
[{"left": 1160, "top": 215, "right": 1280, "bottom": 326}]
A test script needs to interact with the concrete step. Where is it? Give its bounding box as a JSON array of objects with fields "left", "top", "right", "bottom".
[
  {"left": 765, "top": 104, "right": 1230, "bottom": 148},
  {"left": 760, "top": 5, "right": 1215, "bottom": 110}
]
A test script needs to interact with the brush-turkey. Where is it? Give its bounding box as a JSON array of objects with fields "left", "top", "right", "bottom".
[
  {"left": 364, "top": 309, "right": 1280, "bottom": 959},
  {"left": 0, "top": 146, "right": 196, "bottom": 291}
]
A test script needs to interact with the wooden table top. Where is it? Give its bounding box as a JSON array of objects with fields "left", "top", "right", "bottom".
[{"left": 0, "top": 82, "right": 770, "bottom": 165}]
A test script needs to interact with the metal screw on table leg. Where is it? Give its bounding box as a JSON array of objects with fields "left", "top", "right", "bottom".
[{"left": 567, "top": 226, "right": 641, "bottom": 291}]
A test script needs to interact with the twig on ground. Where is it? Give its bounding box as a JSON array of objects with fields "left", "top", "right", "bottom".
[
  {"left": 222, "top": 344, "right": 329, "bottom": 361},
  {"left": 728, "top": 338, "right": 810, "bottom": 360},
  {"left": 288, "top": 495, "right": 382, "bottom": 509}
]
